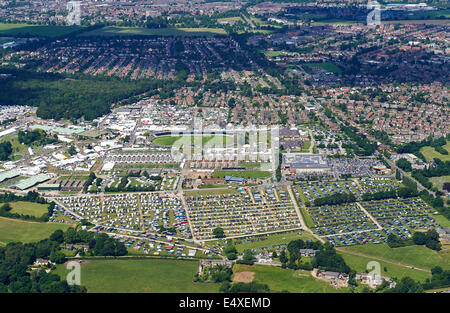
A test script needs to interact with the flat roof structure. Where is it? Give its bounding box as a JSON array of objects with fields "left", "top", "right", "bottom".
[
  {"left": 12, "top": 174, "right": 53, "bottom": 190},
  {"left": 283, "top": 153, "right": 330, "bottom": 170},
  {"left": 0, "top": 169, "right": 20, "bottom": 183},
  {"left": 30, "top": 125, "right": 85, "bottom": 135}
]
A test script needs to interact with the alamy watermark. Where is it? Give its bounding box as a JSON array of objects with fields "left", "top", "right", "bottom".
[
  {"left": 66, "top": 261, "right": 81, "bottom": 286},
  {"left": 367, "top": 1, "right": 382, "bottom": 27},
  {"left": 67, "top": 1, "right": 82, "bottom": 26}
]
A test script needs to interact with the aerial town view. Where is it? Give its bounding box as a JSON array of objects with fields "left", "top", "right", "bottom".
[{"left": 0, "top": 0, "right": 448, "bottom": 304}]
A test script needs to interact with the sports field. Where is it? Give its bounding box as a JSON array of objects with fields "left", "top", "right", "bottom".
[
  {"left": 81, "top": 26, "right": 226, "bottom": 37},
  {"left": 0, "top": 217, "right": 71, "bottom": 246},
  {"left": 53, "top": 259, "right": 220, "bottom": 293},
  {"left": 303, "top": 62, "right": 342, "bottom": 74},
  {"left": 232, "top": 264, "right": 347, "bottom": 293},
  {"left": 153, "top": 135, "right": 233, "bottom": 146},
  {"left": 0, "top": 23, "right": 83, "bottom": 37},
  {"left": 8, "top": 201, "right": 49, "bottom": 217}
]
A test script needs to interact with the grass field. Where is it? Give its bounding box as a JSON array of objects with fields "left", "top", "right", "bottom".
[
  {"left": 53, "top": 259, "right": 219, "bottom": 293},
  {"left": 420, "top": 141, "right": 450, "bottom": 162},
  {"left": 264, "top": 51, "right": 285, "bottom": 57},
  {"left": 81, "top": 26, "right": 226, "bottom": 37},
  {"left": 434, "top": 214, "right": 450, "bottom": 228},
  {"left": 235, "top": 231, "right": 316, "bottom": 253},
  {"left": 303, "top": 62, "right": 342, "bottom": 74},
  {"left": 212, "top": 170, "right": 271, "bottom": 179},
  {"left": 338, "top": 243, "right": 449, "bottom": 271},
  {"left": 0, "top": 132, "right": 27, "bottom": 159},
  {"left": 153, "top": 135, "right": 233, "bottom": 147},
  {"left": 0, "top": 23, "right": 83, "bottom": 37},
  {"left": 0, "top": 217, "right": 71, "bottom": 246},
  {"left": 232, "top": 264, "right": 348, "bottom": 293},
  {"left": 338, "top": 250, "right": 431, "bottom": 282},
  {"left": 430, "top": 176, "right": 450, "bottom": 191},
  {"left": 8, "top": 201, "right": 49, "bottom": 217}
]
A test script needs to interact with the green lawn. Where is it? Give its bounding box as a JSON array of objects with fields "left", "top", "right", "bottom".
[
  {"left": 81, "top": 26, "right": 226, "bottom": 37},
  {"left": 338, "top": 251, "right": 431, "bottom": 282},
  {"left": 430, "top": 176, "right": 450, "bottom": 191},
  {"left": 233, "top": 264, "right": 348, "bottom": 293},
  {"left": 338, "top": 244, "right": 449, "bottom": 271},
  {"left": 235, "top": 231, "right": 316, "bottom": 253},
  {"left": 264, "top": 51, "right": 285, "bottom": 57},
  {"left": 434, "top": 214, "right": 450, "bottom": 228},
  {"left": 53, "top": 259, "right": 219, "bottom": 293},
  {"left": 0, "top": 132, "right": 27, "bottom": 159},
  {"left": 153, "top": 135, "right": 233, "bottom": 147},
  {"left": 0, "top": 23, "right": 83, "bottom": 37},
  {"left": 420, "top": 141, "right": 450, "bottom": 162},
  {"left": 0, "top": 217, "right": 71, "bottom": 245},
  {"left": 8, "top": 201, "right": 49, "bottom": 217},
  {"left": 212, "top": 170, "right": 271, "bottom": 179},
  {"left": 303, "top": 62, "right": 342, "bottom": 74}
]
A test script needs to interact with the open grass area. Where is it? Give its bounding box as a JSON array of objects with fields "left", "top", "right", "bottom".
[
  {"left": 212, "top": 170, "right": 271, "bottom": 179},
  {"left": 338, "top": 243, "right": 449, "bottom": 271},
  {"left": 0, "top": 132, "right": 27, "bottom": 159},
  {"left": 153, "top": 135, "right": 233, "bottom": 147},
  {"left": 420, "top": 140, "right": 450, "bottom": 162},
  {"left": 303, "top": 62, "right": 342, "bottom": 74},
  {"left": 338, "top": 250, "right": 431, "bottom": 282},
  {"left": 235, "top": 231, "right": 316, "bottom": 253},
  {"left": 8, "top": 201, "right": 49, "bottom": 217},
  {"left": 81, "top": 26, "right": 226, "bottom": 37},
  {"left": 430, "top": 176, "right": 450, "bottom": 191},
  {"left": 0, "top": 217, "right": 71, "bottom": 246},
  {"left": 232, "top": 264, "right": 347, "bottom": 293},
  {"left": 0, "top": 23, "right": 83, "bottom": 37},
  {"left": 53, "top": 259, "right": 219, "bottom": 293},
  {"left": 264, "top": 51, "right": 286, "bottom": 57},
  {"left": 434, "top": 214, "right": 450, "bottom": 228}
]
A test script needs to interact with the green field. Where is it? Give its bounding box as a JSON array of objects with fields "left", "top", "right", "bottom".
[
  {"left": 153, "top": 135, "right": 233, "bottom": 147},
  {"left": 434, "top": 214, "right": 450, "bottom": 228},
  {"left": 0, "top": 217, "right": 71, "bottom": 246},
  {"left": 430, "top": 176, "right": 450, "bottom": 191},
  {"left": 81, "top": 26, "right": 226, "bottom": 37},
  {"left": 235, "top": 231, "right": 316, "bottom": 253},
  {"left": 420, "top": 141, "right": 450, "bottom": 162},
  {"left": 53, "top": 259, "right": 219, "bottom": 293},
  {"left": 338, "top": 244, "right": 449, "bottom": 271},
  {"left": 0, "top": 23, "right": 83, "bottom": 37},
  {"left": 212, "top": 170, "right": 271, "bottom": 179},
  {"left": 338, "top": 250, "right": 431, "bottom": 282},
  {"left": 0, "top": 132, "right": 27, "bottom": 159},
  {"left": 303, "top": 62, "right": 342, "bottom": 74},
  {"left": 8, "top": 201, "right": 49, "bottom": 217},
  {"left": 233, "top": 264, "right": 347, "bottom": 293},
  {"left": 264, "top": 51, "right": 285, "bottom": 57}
]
